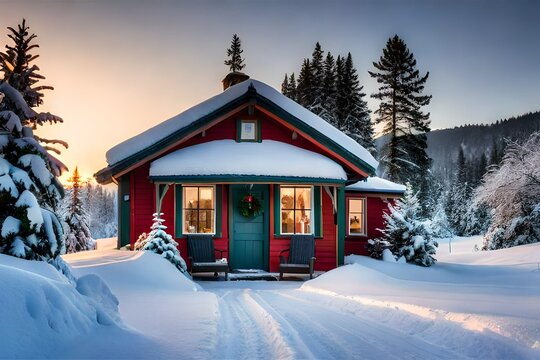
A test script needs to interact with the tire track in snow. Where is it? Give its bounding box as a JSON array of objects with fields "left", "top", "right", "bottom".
[
  {"left": 214, "top": 289, "right": 294, "bottom": 360},
  {"left": 260, "top": 290, "right": 466, "bottom": 360}
]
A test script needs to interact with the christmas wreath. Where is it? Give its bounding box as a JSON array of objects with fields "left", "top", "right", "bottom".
[{"left": 238, "top": 193, "right": 263, "bottom": 218}]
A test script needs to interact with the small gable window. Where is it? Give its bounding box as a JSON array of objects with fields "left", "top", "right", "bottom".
[
  {"left": 237, "top": 119, "right": 261, "bottom": 142},
  {"left": 348, "top": 198, "right": 366, "bottom": 236},
  {"left": 183, "top": 186, "right": 215, "bottom": 234},
  {"left": 280, "top": 186, "right": 313, "bottom": 234}
]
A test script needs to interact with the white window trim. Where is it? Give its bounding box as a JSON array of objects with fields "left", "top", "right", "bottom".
[
  {"left": 181, "top": 185, "right": 217, "bottom": 236},
  {"left": 348, "top": 197, "right": 367, "bottom": 236},
  {"left": 279, "top": 185, "right": 315, "bottom": 235}
]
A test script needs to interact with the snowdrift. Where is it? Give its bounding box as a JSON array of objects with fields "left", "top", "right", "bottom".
[
  {"left": 302, "top": 241, "right": 540, "bottom": 355},
  {"left": 0, "top": 254, "right": 122, "bottom": 358}
]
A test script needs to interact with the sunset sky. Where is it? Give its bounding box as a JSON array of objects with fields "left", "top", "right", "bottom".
[{"left": 1, "top": 0, "right": 539, "bottom": 184}]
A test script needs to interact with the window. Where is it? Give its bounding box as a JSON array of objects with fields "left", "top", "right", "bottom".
[
  {"left": 348, "top": 198, "right": 366, "bottom": 235},
  {"left": 237, "top": 119, "right": 260, "bottom": 142},
  {"left": 183, "top": 186, "right": 215, "bottom": 234},
  {"left": 280, "top": 186, "right": 313, "bottom": 234}
]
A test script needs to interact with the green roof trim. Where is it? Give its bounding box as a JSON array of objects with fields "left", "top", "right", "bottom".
[
  {"left": 95, "top": 85, "right": 376, "bottom": 184},
  {"left": 149, "top": 174, "right": 346, "bottom": 185}
]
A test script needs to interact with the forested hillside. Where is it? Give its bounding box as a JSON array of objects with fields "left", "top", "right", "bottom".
[{"left": 377, "top": 111, "right": 540, "bottom": 183}]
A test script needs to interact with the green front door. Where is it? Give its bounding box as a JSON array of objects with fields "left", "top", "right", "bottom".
[{"left": 230, "top": 184, "right": 269, "bottom": 270}]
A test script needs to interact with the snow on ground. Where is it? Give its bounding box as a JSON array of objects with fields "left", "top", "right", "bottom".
[
  {"left": 3, "top": 237, "right": 539, "bottom": 359},
  {"left": 63, "top": 250, "right": 219, "bottom": 359},
  {"left": 0, "top": 253, "right": 159, "bottom": 359},
  {"left": 301, "top": 237, "right": 540, "bottom": 358}
]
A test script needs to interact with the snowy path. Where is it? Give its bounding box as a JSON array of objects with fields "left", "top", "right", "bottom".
[
  {"left": 56, "top": 248, "right": 538, "bottom": 359},
  {"left": 202, "top": 281, "right": 516, "bottom": 360}
]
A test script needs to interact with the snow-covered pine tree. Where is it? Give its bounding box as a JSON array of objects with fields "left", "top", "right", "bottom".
[
  {"left": 82, "top": 180, "right": 117, "bottom": 239},
  {"left": 63, "top": 167, "right": 94, "bottom": 253},
  {"left": 0, "top": 19, "right": 66, "bottom": 212},
  {"left": 369, "top": 186, "right": 438, "bottom": 266},
  {"left": 140, "top": 213, "right": 188, "bottom": 275},
  {"left": 369, "top": 35, "right": 432, "bottom": 213},
  {"left": 338, "top": 53, "right": 375, "bottom": 156},
  {"left": 224, "top": 34, "right": 245, "bottom": 72},
  {"left": 476, "top": 132, "right": 540, "bottom": 249},
  {"left": 0, "top": 81, "right": 66, "bottom": 261},
  {"left": 0, "top": 19, "right": 53, "bottom": 110},
  {"left": 431, "top": 200, "right": 453, "bottom": 238}
]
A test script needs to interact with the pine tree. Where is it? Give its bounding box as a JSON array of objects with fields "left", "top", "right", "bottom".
[
  {"left": 82, "top": 181, "right": 117, "bottom": 239},
  {"left": 287, "top": 73, "right": 297, "bottom": 102},
  {"left": 431, "top": 195, "right": 453, "bottom": 238},
  {"left": 309, "top": 42, "right": 324, "bottom": 115},
  {"left": 334, "top": 55, "right": 346, "bottom": 128},
  {"left": 0, "top": 81, "right": 66, "bottom": 261},
  {"left": 0, "top": 19, "right": 53, "bottom": 110},
  {"left": 296, "top": 58, "right": 313, "bottom": 108},
  {"left": 368, "top": 186, "right": 437, "bottom": 266},
  {"left": 339, "top": 53, "right": 375, "bottom": 155},
  {"left": 0, "top": 21, "right": 67, "bottom": 262},
  {"left": 320, "top": 52, "right": 337, "bottom": 125},
  {"left": 138, "top": 213, "right": 188, "bottom": 275},
  {"left": 224, "top": 34, "right": 245, "bottom": 72},
  {"left": 281, "top": 74, "right": 289, "bottom": 97},
  {"left": 369, "top": 35, "right": 432, "bottom": 209},
  {"left": 63, "top": 167, "right": 94, "bottom": 253}
]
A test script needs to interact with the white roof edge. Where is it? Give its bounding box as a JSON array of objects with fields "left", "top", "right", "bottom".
[
  {"left": 346, "top": 177, "right": 406, "bottom": 193},
  {"left": 105, "top": 79, "right": 378, "bottom": 173}
]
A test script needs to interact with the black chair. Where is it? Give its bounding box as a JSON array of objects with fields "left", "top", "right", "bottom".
[
  {"left": 187, "top": 234, "right": 229, "bottom": 280},
  {"left": 279, "top": 234, "right": 316, "bottom": 280}
]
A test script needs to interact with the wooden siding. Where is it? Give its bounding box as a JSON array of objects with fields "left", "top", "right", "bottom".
[
  {"left": 130, "top": 163, "right": 154, "bottom": 248},
  {"left": 124, "top": 105, "right": 382, "bottom": 271},
  {"left": 344, "top": 194, "right": 394, "bottom": 256}
]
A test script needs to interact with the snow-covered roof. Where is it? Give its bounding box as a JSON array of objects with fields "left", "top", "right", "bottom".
[
  {"left": 346, "top": 177, "right": 406, "bottom": 194},
  {"left": 105, "top": 79, "right": 378, "bottom": 172},
  {"left": 150, "top": 140, "right": 347, "bottom": 181}
]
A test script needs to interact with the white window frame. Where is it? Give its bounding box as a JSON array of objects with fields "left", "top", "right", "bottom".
[
  {"left": 279, "top": 185, "right": 314, "bottom": 235},
  {"left": 348, "top": 197, "right": 367, "bottom": 236},
  {"left": 182, "top": 185, "right": 216, "bottom": 235}
]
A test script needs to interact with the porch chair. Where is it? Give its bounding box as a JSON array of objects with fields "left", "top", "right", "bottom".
[
  {"left": 279, "top": 234, "right": 316, "bottom": 280},
  {"left": 187, "top": 234, "right": 229, "bottom": 280}
]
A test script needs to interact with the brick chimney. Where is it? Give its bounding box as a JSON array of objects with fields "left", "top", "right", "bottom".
[{"left": 222, "top": 71, "right": 250, "bottom": 90}]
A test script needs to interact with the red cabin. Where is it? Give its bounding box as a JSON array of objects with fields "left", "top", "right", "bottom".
[{"left": 95, "top": 74, "right": 404, "bottom": 272}]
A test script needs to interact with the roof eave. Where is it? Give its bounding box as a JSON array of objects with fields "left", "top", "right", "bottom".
[{"left": 94, "top": 84, "right": 377, "bottom": 184}]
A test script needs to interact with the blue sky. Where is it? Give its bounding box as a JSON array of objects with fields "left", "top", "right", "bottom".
[{"left": 1, "top": 0, "right": 539, "bottom": 179}]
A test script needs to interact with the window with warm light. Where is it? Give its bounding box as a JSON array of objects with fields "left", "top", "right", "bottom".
[
  {"left": 183, "top": 186, "right": 215, "bottom": 234},
  {"left": 348, "top": 198, "right": 366, "bottom": 235},
  {"left": 280, "top": 186, "right": 313, "bottom": 234}
]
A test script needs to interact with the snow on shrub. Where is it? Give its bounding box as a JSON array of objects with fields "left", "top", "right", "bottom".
[
  {"left": 430, "top": 201, "right": 453, "bottom": 239},
  {"left": 137, "top": 213, "right": 188, "bottom": 276},
  {"left": 63, "top": 167, "right": 95, "bottom": 253},
  {"left": 0, "top": 80, "right": 67, "bottom": 262},
  {"left": 368, "top": 185, "right": 438, "bottom": 266},
  {"left": 476, "top": 131, "right": 540, "bottom": 249}
]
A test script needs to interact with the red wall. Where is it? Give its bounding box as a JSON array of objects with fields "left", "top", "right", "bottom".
[
  {"left": 344, "top": 194, "right": 395, "bottom": 256},
  {"left": 125, "top": 106, "right": 377, "bottom": 271}
]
